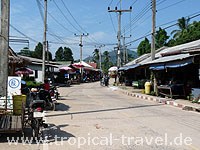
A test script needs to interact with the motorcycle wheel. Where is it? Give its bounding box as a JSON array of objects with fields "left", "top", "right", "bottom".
[
  {"left": 55, "top": 93, "right": 59, "bottom": 100},
  {"left": 51, "top": 103, "right": 56, "bottom": 111},
  {"left": 32, "top": 119, "right": 39, "bottom": 139}
]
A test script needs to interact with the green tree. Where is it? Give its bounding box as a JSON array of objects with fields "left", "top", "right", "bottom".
[
  {"left": 92, "top": 48, "right": 99, "bottom": 63},
  {"left": 63, "top": 47, "right": 74, "bottom": 62},
  {"left": 168, "top": 20, "right": 200, "bottom": 46},
  {"left": 155, "top": 27, "right": 169, "bottom": 49},
  {"left": 55, "top": 47, "right": 74, "bottom": 61},
  {"left": 17, "top": 47, "right": 33, "bottom": 57},
  {"left": 171, "top": 17, "right": 190, "bottom": 39},
  {"left": 55, "top": 47, "right": 64, "bottom": 61},
  {"left": 102, "top": 51, "right": 112, "bottom": 73},
  {"left": 137, "top": 38, "right": 151, "bottom": 56},
  {"left": 32, "top": 42, "right": 43, "bottom": 59},
  {"left": 46, "top": 51, "right": 52, "bottom": 61}
]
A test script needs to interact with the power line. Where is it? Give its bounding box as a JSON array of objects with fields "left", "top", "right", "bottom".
[
  {"left": 37, "top": 0, "right": 75, "bottom": 34},
  {"left": 36, "top": 0, "right": 44, "bottom": 21},
  {"left": 54, "top": 0, "right": 102, "bottom": 45},
  {"left": 108, "top": 0, "right": 114, "bottom": 6},
  {"left": 122, "top": 2, "right": 152, "bottom": 34},
  {"left": 126, "top": 12, "right": 200, "bottom": 45},
  {"left": 10, "top": 24, "right": 39, "bottom": 43},
  {"left": 130, "top": 0, "right": 137, "bottom": 7},
  {"left": 157, "top": 0, "right": 187, "bottom": 11},
  {"left": 157, "top": 0, "right": 167, "bottom": 6},
  {"left": 123, "top": 0, "right": 187, "bottom": 36},
  {"left": 60, "top": 0, "right": 88, "bottom": 33},
  {"left": 53, "top": 0, "right": 82, "bottom": 33},
  {"left": 36, "top": 0, "right": 77, "bottom": 46},
  {"left": 108, "top": 13, "right": 117, "bottom": 33},
  {"left": 116, "top": 0, "right": 121, "bottom": 7}
]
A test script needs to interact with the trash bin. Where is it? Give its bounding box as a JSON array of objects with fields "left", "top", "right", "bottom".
[
  {"left": 145, "top": 82, "right": 151, "bottom": 94},
  {"left": 13, "top": 95, "right": 26, "bottom": 115}
]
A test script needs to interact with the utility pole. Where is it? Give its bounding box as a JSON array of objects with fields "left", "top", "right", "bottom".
[
  {"left": 74, "top": 33, "right": 89, "bottom": 63},
  {"left": 42, "top": 0, "right": 47, "bottom": 83},
  {"left": 74, "top": 33, "right": 89, "bottom": 81},
  {"left": 151, "top": 0, "right": 157, "bottom": 94},
  {"left": 108, "top": 5, "right": 132, "bottom": 68},
  {"left": 47, "top": 40, "right": 49, "bottom": 63},
  {"left": 95, "top": 45, "right": 105, "bottom": 71},
  {"left": 0, "top": 0, "right": 10, "bottom": 96},
  {"left": 151, "top": 0, "right": 156, "bottom": 61},
  {"left": 122, "top": 32, "right": 131, "bottom": 65}
]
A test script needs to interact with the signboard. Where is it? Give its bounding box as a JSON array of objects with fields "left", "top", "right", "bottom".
[
  {"left": 0, "top": 76, "right": 21, "bottom": 109},
  {"left": 7, "top": 76, "right": 21, "bottom": 96}
]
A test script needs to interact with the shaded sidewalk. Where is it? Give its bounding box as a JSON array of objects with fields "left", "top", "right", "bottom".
[{"left": 109, "top": 78, "right": 200, "bottom": 113}]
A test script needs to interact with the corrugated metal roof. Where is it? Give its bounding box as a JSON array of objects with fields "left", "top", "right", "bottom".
[
  {"left": 19, "top": 55, "right": 61, "bottom": 65},
  {"left": 125, "top": 39, "right": 200, "bottom": 67}
]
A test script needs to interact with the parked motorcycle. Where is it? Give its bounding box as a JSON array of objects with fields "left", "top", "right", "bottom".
[
  {"left": 28, "top": 100, "right": 48, "bottom": 138},
  {"left": 49, "top": 86, "right": 59, "bottom": 100},
  {"left": 30, "top": 88, "right": 57, "bottom": 111},
  {"left": 38, "top": 88, "right": 57, "bottom": 111}
]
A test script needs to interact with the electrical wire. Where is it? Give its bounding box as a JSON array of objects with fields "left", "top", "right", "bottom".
[
  {"left": 123, "top": 0, "right": 184, "bottom": 36},
  {"left": 108, "top": 0, "right": 114, "bottom": 6},
  {"left": 58, "top": 0, "right": 103, "bottom": 46},
  {"left": 130, "top": 0, "right": 137, "bottom": 7},
  {"left": 157, "top": 0, "right": 187, "bottom": 11},
  {"left": 108, "top": 13, "right": 117, "bottom": 33},
  {"left": 116, "top": 0, "right": 121, "bottom": 7},
  {"left": 10, "top": 24, "right": 39, "bottom": 43},
  {"left": 60, "top": 0, "right": 87, "bottom": 34},
  {"left": 52, "top": 0, "right": 82, "bottom": 33},
  {"left": 126, "top": 12, "right": 200, "bottom": 45},
  {"left": 128, "top": 0, "right": 193, "bottom": 36},
  {"left": 122, "top": 2, "right": 152, "bottom": 34},
  {"left": 36, "top": 0, "right": 44, "bottom": 21},
  {"left": 36, "top": 0, "right": 82, "bottom": 49},
  {"left": 157, "top": 0, "right": 168, "bottom": 6}
]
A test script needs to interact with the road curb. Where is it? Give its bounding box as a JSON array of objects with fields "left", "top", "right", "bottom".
[{"left": 117, "top": 88, "right": 200, "bottom": 113}]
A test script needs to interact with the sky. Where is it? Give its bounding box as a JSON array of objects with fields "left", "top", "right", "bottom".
[{"left": 9, "top": 0, "right": 200, "bottom": 60}]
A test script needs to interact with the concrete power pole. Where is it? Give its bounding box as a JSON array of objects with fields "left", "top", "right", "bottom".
[
  {"left": 0, "top": 0, "right": 10, "bottom": 96},
  {"left": 74, "top": 33, "right": 89, "bottom": 81},
  {"left": 122, "top": 33, "right": 131, "bottom": 65},
  {"left": 108, "top": 6, "right": 132, "bottom": 68},
  {"left": 151, "top": 0, "right": 157, "bottom": 93},
  {"left": 96, "top": 44, "right": 105, "bottom": 71},
  {"left": 42, "top": 0, "right": 47, "bottom": 83},
  {"left": 151, "top": 0, "right": 156, "bottom": 61},
  {"left": 74, "top": 33, "right": 89, "bottom": 63}
]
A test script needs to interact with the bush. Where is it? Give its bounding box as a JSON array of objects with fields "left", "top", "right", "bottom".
[
  {"left": 138, "top": 79, "right": 147, "bottom": 89},
  {"left": 26, "top": 81, "right": 42, "bottom": 88}
]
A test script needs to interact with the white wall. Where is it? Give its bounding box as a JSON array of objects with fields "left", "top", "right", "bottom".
[{"left": 28, "top": 64, "right": 43, "bottom": 83}]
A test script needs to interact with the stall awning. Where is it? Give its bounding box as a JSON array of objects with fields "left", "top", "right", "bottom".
[
  {"left": 165, "top": 62, "right": 191, "bottom": 68},
  {"left": 149, "top": 57, "right": 193, "bottom": 70},
  {"left": 149, "top": 64, "right": 165, "bottom": 70},
  {"left": 118, "top": 64, "right": 140, "bottom": 71},
  {"left": 118, "top": 66, "right": 128, "bottom": 71}
]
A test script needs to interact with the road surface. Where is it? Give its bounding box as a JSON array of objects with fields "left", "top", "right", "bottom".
[
  {"left": 0, "top": 82, "right": 200, "bottom": 150},
  {"left": 44, "top": 82, "right": 200, "bottom": 150}
]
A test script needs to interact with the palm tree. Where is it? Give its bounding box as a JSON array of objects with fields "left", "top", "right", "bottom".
[
  {"left": 92, "top": 48, "right": 99, "bottom": 63},
  {"left": 171, "top": 17, "right": 190, "bottom": 39},
  {"left": 102, "top": 51, "right": 112, "bottom": 73}
]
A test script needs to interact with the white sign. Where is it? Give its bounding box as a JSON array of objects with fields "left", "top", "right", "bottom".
[
  {"left": 0, "top": 76, "right": 21, "bottom": 109},
  {"left": 7, "top": 76, "right": 21, "bottom": 96}
]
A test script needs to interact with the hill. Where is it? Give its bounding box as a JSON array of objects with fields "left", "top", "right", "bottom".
[{"left": 84, "top": 49, "right": 138, "bottom": 65}]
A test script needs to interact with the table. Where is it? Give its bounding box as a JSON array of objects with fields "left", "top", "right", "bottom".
[{"left": 157, "top": 84, "right": 185, "bottom": 98}]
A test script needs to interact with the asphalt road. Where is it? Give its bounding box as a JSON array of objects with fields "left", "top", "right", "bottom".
[
  {"left": 0, "top": 82, "right": 200, "bottom": 150},
  {"left": 43, "top": 82, "right": 200, "bottom": 150}
]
